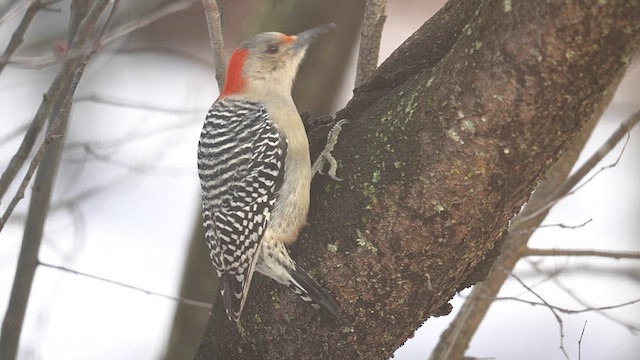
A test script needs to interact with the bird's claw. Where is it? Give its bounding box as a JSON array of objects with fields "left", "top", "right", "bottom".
[{"left": 312, "top": 119, "right": 349, "bottom": 181}]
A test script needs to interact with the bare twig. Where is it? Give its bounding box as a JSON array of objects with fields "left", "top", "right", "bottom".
[
  {"left": 2, "top": 0, "right": 199, "bottom": 69},
  {"left": 537, "top": 219, "right": 592, "bottom": 230},
  {"left": 524, "top": 248, "right": 640, "bottom": 260},
  {"left": 578, "top": 321, "right": 587, "bottom": 360},
  {"left": 201, "top": 0, "right": 226, "bottom": 90},
  {"left": 495, "top": 295, "right": 640, "bottom": 315},
  {"left": 521, "top": 109, "right": 640, "bottom": 222},
  {"left": 39, "top": 262, "right": 212, "bottom": 309},
  {"left": 527, "top": 262, "right": 640, "bottom": 333},
  {"left": 355, "top": 0, "right": 387, "bottom": 87},
  {"left": 510, "top": 273, "right": 569, "bottom": 360}
]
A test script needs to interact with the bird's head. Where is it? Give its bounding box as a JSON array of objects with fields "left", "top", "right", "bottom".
[{"left": 219, "top": 23, "right": 336, "bottom": 99}]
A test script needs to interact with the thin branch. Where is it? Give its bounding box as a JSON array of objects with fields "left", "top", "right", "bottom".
[
  {"left": 355, "top": 0, "right": 387, "bottom": 87},
  {"left": 578, "top": 321, "right": 587, "bottom": 360},
  {"left": 495, "top": 295, "right": 640, "bottom": 315},
  {"left": 524, "top": 248, "right": 640, "bottom": 260},
  {"left": 0, "top": 0, "right": 35, "bottom": 25},
  {"left": 39, "top": 261, "right": 212, "bottom": 309},
  {"left": 510, "top": 273, "right": 569, "bottom": 360},
  {"left": 521, "top": 109, "right": 640, "bottom": 222},
  {"left": 537, "top": 218, "right": 592, "bottom": 230},
  {"left": 2, "top": 0, "right": 200, "bottom": 69},
  {"left": 527, "top": 261, "right": 640, "bottom": 333},
  {"left": 201, "top": 0, "right": 226, "bottom": 90}
]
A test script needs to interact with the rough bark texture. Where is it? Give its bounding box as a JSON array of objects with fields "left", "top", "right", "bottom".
[{"left": 195, "top": 0, "right": 640, "bottom": 359}]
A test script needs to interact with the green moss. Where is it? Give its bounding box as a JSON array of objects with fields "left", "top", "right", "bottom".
[
  {"left": 503, "top": 0, "right": 512, "bottom": 12},
  {"left": 461, "top": 119, "right": 476, "bottom": 134},
  {"left": 372, "top": 170, "right": 381, "bottom": 183},
  {"left": 356, "top": 228, "right": 378, "bottom": 252}
]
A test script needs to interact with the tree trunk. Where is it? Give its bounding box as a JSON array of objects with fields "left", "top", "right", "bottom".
[{"left": 194, "top": 0, "right": 640, "bottom": 358}]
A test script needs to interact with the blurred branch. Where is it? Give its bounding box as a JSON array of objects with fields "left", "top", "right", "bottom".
[
  {"left": 201, "top": 0, "right": 226, "bottom": 90},
  {"left": 0, "top": 123, "right": 30, "bottom": 145},
  {"left": 0, "top": 1, "right": 111, "bottom": 358},
  {"left": 355, "top": 0, "right": 386, "bottom": 87},
  {"left": 0, "top": 0, "right": 48, "bottom": 76},
  {"left": 101, "top": 0, "right": 197, "bottom": 46},
  {"left": 0, "top": 0, "right": 113, "bottom": 206},
  {"left": 0, "top": 131, "right": 62, "bottom": 231},
  {"left": 2, "top": 0, "right": 200, "bottom": 69},
  {"left": 39, "top": 261, "right": 212, "bottom": 309},
  {"left": 114, "top": 45, "right": 213, "bottom": 68},
  {"left": 0, "top": 0, "right": 35, "bottom": 25},
  {"left": 75, "top": 94, "right": 203, "bottom": 114},
  {"left": 524, "top": 248, "right": 640, "bottom": 259}
]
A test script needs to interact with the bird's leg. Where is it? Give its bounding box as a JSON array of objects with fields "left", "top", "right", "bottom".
[{"left": 311, "top": 119, "right": 349, "bottom": 181}]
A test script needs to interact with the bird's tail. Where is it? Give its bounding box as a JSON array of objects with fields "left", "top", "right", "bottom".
[{"left": 287, "top": 262, "right": 339, "bottom": 318}]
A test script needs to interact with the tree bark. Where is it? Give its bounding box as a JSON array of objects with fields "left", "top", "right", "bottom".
[{"left": 194, "top": 0, "right": 640, "bottom": 359}]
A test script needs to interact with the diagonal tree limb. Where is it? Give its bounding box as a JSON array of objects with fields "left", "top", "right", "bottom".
[{"left": 429, "top": 71, "right": 636, "bottom": 360}]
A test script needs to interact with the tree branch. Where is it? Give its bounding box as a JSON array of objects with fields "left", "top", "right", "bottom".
[
  {"left": 2, "top": 0, "right": 200, "bottom": 69},
  {"left": 38, "top": 261, "right": 212, "bottom": 309},
  {"left": 201, "top": 0, "right": 226, "bottom": 90},
  {"left": 355, "top": 0, "right": 386, "bottom": 87}
]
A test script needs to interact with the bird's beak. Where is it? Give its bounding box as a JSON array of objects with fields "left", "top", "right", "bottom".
[{"left": 290, "top": 23, "right": 336, "bottom": 51}]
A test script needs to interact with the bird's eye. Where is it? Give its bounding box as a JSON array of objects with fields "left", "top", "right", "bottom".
[{"left": 266, "top": 44, "right": 279, "bottom": 54}]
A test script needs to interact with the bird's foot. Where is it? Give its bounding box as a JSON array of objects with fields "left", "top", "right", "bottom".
[{"left": 311, "top": 119, "right": 349, "bottom": 181}]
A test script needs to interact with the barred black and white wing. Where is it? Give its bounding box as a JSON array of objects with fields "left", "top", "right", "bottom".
[{"left": 198, "top": 99, "right": 286, "bottom": 321}]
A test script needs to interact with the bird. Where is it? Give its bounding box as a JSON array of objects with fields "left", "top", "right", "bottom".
[{"left": 197, "top": 23, "right": 339, "bottom": 321}]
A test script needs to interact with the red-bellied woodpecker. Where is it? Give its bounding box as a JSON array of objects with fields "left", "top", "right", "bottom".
[{"left": 198, "top": 24, "right": 340, "bottom": 321}]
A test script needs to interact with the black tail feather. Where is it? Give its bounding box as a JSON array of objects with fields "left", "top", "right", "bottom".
[{"left": 289, "top": 264, "right": 339, "bottom": 318}]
